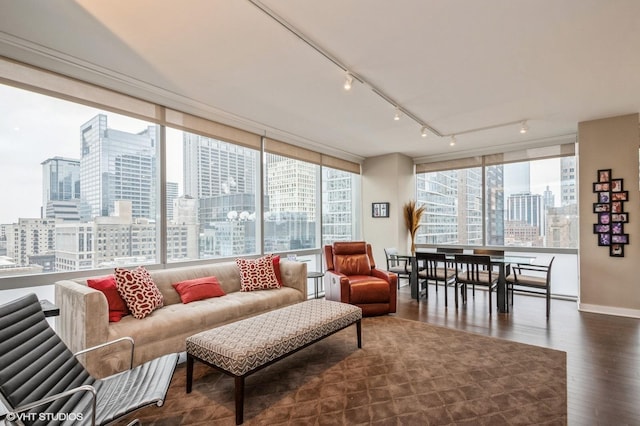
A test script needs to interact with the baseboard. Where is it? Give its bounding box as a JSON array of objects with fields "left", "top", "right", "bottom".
[{"left": 578, "top": 302, "right": 640, "bottom": 319}]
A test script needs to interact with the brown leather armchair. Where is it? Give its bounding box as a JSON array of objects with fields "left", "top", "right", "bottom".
[{"left": 324, "top": 241, "right": 397, "bottom": 316}]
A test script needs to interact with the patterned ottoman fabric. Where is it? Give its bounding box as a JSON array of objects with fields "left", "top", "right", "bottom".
[{"left": 186, "top": 299, "right": 362, "bottom": 376}]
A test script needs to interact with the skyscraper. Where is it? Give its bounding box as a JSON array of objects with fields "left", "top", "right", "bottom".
[
  {"left": 322, "top": 168, "right": 358, "bottom": 245},
  {"left": 182, "top": 134, "right": 259, "bottom": 256},
  {"left": 507, "top": 192, "right": 543, "bottom": 233},
  {"left": 166, "top": 181, "right": 179, "bottom": 222},
  {"left": 561, "top": 157, "right": 577, "bottom": 206},
  {"left": 79, "top": 114, "right": 157, "bottom": 220},
  {"left": 41, "top": 156, "right": 80, "bottom": 221},
  {"left": 183, "top": 134, "right": 256, "bottom": 199}
]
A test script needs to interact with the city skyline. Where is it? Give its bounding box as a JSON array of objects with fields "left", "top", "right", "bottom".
[{"left": 0, "top": 84, "right": 183, "bottom": 224}]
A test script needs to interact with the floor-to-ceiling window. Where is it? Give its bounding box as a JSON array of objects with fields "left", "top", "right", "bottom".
[
  {"left": 0, "top": 83, "right": 160, "bottom": 277},
  {"left": 0, "top": 59, "right": 361, "bottom": 295},
  {"left": 321, "top": 166, "right": 360, "bottom": 246},
  {"left": 415, "top": 144, "right": 579, "bottom": 297},
  {"left": 486, "top": 157, "right": 578, "bottom": 249},
  {"left": 415, "top": 165, "right": 483, "bottom": 245},
  {"left": 165, "top": 129, "right": 261, "bottom": 261},
  {"left": 263, "top": 153, "right": 320, "bottom": 252}
]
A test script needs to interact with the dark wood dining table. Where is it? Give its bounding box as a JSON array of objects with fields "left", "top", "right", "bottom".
[{"left": 396, "top": 252, "right": 536, "bottom": 313}]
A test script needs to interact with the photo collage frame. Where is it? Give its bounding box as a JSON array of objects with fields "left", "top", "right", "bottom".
[{"left": 592, "top": 169, "right": 629, "bottom": 257}]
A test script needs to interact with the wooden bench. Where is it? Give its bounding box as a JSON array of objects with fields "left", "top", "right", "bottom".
[{"left": 185, "top": 299, "right": 362, "bottom": 424}]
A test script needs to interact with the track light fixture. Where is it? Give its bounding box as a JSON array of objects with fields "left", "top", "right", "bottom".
[
  {"left": 343, "top": 72, "right": 353, "bottom": 91},
  {"left": 250, "top": 2, "right": 532, "bottom": 143},
  {"left": 450, "top": 135, "right": 456, "bottom": 146},
  {"left": 421, "top": 126, "right": 428, "bottom": 138}
]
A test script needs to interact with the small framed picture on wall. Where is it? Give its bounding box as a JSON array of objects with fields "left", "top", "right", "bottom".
[{"left": 372, "top": 202, "right": 390, "bottom": 218}]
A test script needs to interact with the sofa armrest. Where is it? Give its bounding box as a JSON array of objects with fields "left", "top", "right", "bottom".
[
  {"left": 279, "top": 259, "right": 307, "bottom": 296},
  {"left": 55, "top": 280, "right": 109, "bottom": 356}
]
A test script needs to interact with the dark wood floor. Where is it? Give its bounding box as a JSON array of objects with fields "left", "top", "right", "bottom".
[{"left": 393, "top": 281, "right": 640, "bottom": 426}]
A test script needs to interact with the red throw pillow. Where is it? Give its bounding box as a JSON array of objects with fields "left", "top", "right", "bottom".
[
  {"left": 272, "top": 255, "right": 283, "bottom": 286},
  {"left": 114, "top": 266, "right": 164, "bottom": 319},
  {"left": 236, "top": 254, "right": 280, "bottom": 292},
  {"left": 172, "top": 276, "right": 226, "bottom": 304},
  {"left": 87, "top": 275, "right": 130, "bottom": 322}
]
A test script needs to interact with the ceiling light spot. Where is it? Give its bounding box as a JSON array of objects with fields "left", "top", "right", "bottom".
[{"left": 343, "top": 72, "right": 353, "bottom": 91}]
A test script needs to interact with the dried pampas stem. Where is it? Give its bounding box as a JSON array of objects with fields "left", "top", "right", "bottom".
[{"left": 403, "top": 200, "right": 425, "bottom": 254}]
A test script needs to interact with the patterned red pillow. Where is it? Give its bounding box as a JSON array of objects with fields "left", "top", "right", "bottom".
[
  {"left": 114, "top": 266, "right": 164, "bottom": 319},
  {"left": 236, "top": 255, "right": 281, "bottom": 292}
]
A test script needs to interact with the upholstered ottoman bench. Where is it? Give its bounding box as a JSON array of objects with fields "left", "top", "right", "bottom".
[{"left": 185, "top": 299, "right": 362, "bottom": 424}]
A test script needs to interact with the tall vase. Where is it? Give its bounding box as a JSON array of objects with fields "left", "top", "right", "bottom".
[{"left": 410, "top": 237, "right": 416, "bottom": 256}]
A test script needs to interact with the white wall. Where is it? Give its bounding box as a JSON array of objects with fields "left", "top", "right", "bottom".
[{"left": 362, "top": 153, "right": 415, "bottom": 267}]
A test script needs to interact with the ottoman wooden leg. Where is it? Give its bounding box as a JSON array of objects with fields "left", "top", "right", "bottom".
[
  {"left": 356, "top": 319, "right": 362, "bottom": 348},
  {"left": 235, "top": 376, "right": 245, "bottom": 425},
  {"left": 186, "top": 354, "right": 194, "bottom": 393}
]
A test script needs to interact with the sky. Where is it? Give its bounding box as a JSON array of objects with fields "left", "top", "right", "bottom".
[{"left": 0, "top": 84, "right": 183, "bottom": 224}]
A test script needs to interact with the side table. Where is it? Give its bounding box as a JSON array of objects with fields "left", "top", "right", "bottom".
[
  {"left": 307, "top": 271, "right": 325, "bottom": 299},
  {"left": 39, "top": 299, "right": 60, "bottom": 317}
]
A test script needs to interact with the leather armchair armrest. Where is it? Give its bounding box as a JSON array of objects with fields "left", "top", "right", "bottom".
[
  {"left": 372, "top": 268, "right": 398, "bottom": 313},
  {"left": 324, "top": 270, "right": 350, "bottom": 303},
  {"left": 372, "top": 268, "right": 397, "bottom": 286}
]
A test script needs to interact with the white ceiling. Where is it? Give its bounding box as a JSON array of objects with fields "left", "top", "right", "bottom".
[{"left": 1, "top": 0, "right": 639, "bottom": 163}]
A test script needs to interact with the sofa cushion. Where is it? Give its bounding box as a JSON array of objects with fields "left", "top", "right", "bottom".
[
  {"left": 172, "top": 276, "right": 226, "bottom": 304},
  {"left": 348, "top": 275, "right": 390, "bottom": 304},
  {"left": 115, "top": 266, "right": 164, "bottom": 319},
  {"left": 105, "top": 287, "right": 304, "bottom": 348},
  {"left": 236, "top": 255, "right": 280, "bottom": 292},
  {"left": 87, "top": 275, "right": 130, "bottom": 322}
]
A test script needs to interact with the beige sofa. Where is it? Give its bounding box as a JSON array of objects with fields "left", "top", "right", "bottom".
[{"left": 55, "top": 260, "right": 307, "bottom": 378}]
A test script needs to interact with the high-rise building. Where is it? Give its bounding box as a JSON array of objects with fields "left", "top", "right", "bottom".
[
  {"left": 561, "top": 157, "right": 577, "bottom": 206},
  {"left": 41, "top": 156, "right": 81, "bottom": 221},
  {"left": 322, "top": 168, "right": 358, "bottom": 245},
  {"left": 507, "top": 192, "right": 543, "bottom": 234},
  {"left": 266, "top": 156, "right": 317, "bottom": 222},
  {"left": 485, "top": 165, "right": 504, "bottom": 245},
  {"left": 183, "top": 134, "right": 260, "bottom": 256},
  {"left": 543, "top": 185, "right": 555, "bottom": 211},
  {"left": 166, "top": 181, "right": 179, "bottom": 222},
  {"left": 416, "top": 167, "right": 483, "bottom": 245},
  {"left": 6, "top": 218, "right": 56, "bottom": 267},
  {"left": 79, "top": 114, "right": 157, "bottom": 220},
  {"left": 183, "top": 134, "right": 256, "bottom": 199}
]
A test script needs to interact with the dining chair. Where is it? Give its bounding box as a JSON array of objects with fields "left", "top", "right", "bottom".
[
  {"left": 384, "top": 247, "right": 411, "bottom": 288},
  {"left": 416, "top": 252, "right": 456, "bottom": 307},
  {"left": 506, "top": 256, "right": 555, "bottom": 318},
  {"left": 436, "top": 247, "right": 463, "bottom": 269},
  {"left": 454, "top": 254, "right": 499, "bottom": 313},
  {"left": 472, "top": 249, "right": 505, "bottom": 273}
]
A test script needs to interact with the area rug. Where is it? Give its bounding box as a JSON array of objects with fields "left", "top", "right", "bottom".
[{"left": 119, "top": 316, "right": 566, "bottom": 425}]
